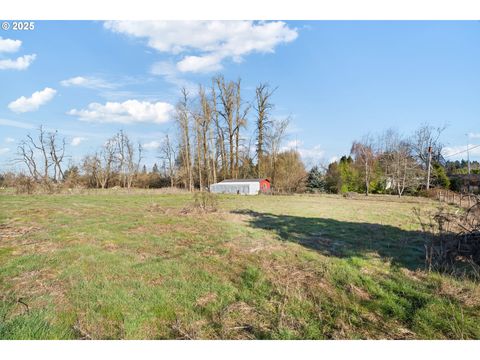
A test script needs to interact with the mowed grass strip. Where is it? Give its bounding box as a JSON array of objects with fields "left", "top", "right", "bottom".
[{"left": 0, "top": 191, "right": 479, "bottom": 339}]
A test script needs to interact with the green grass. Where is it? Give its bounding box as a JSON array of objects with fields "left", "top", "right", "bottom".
[{"left": 0, "top": 190, "right": 479, "bottom": 339}]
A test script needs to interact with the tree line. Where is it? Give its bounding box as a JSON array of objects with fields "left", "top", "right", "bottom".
[
  {"left": 2, "top": 74, "right": 307, "bottom": 193},
  {"left": 166, "top": 76, "right": 304, "bottom": 192},
  {"left": 305, "top": 124, "right": 455, "bottom": 196},
  {"left": 2, "top": 76, "right": 472, "bottom": 196}
]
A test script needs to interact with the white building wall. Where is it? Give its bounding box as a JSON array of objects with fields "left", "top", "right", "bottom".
[{"left": 210, "top": 182, "right": 260, "bottom": 195}]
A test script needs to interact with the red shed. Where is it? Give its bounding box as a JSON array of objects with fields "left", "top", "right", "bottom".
[{"left": 258, "top": 178, "right": 271, "bottom": 193}]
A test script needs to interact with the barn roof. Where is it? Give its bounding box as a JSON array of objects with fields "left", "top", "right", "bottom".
[{"left": 220, "top": 178, "right": 270, "bottom": 183}]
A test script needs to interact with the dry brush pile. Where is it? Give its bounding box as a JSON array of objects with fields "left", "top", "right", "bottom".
[{"left": 414, "top": 195, "right": 480, "bottom": 277}]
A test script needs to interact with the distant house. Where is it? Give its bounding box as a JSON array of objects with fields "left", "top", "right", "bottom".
[{"left": 210, "top": 178, "right": 270, "bottom": 195}]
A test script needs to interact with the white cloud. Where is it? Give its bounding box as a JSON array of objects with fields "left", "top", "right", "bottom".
[
  {"left": 284, "top": 139, "right": 301, "bottom": 150},
  {"left": 299, "top": 145, "right": 326, "bottom": 164},
  {"left": 0, "top": 54, "right": 36, "bottom": 70},
  {"left": 105, "top": 21, "right": 298, "bottom": 73},
  {"left": 0, "top": 148, "right": 9, "bottom": 155},
  {"left": 329, "top": 156, "right": 339, "bottom": 164},
  {"left": 71, "top": 137, "right": 86, "bottom": 146},
  {"left": 5, "top": 137, "right": 15, "bottom": 143},
  {"left": 60, "top": 76, "right": 117, "bottom": 89},
  {"left": 68, "top": 100, "right": 174, "bottom": 124},
  {"left": 143, "top": 140, "right": 161, "bottom": 150},
  {"left": 177, "top": 54, "right": 223, "bottom": 73},
  {"left": 150, "top": 61, "right": 197, "bottom": 92},
  {"left": 8, "top": 87, "right": 57, "bottom": 113},
  {"left": 443, "top": 144, "right": 480, "bottom": 160},
  {"left": 150, "top": 61, "right": 176, "bottom": 77},
  {"left": 0, "top": 37, "right": 22, "bottom": 53},
  {"left": 467, "top": 132, "right": 480, "bottom": 139},
  {"left": 282, "top": 139, "right": 326, "bottom": 166}
]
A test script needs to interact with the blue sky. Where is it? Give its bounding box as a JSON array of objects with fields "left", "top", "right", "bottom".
[{"left": 0, "top": 20, "right": 479, "bottom": 170}]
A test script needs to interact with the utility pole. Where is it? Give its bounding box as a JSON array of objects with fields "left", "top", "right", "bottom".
[
  {"left": 466, "top": 135, "right": 471, "bottom": 193},
  {"left": 426, "top": 146, "right": 432, "bottom": 190},
  {"left": 467, "top": 143, "right": 471, "bottom": 175}
]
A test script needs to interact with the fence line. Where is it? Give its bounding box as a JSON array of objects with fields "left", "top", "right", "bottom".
[{"left": 431, "top": 188, "right": 477, "bottom": 209}]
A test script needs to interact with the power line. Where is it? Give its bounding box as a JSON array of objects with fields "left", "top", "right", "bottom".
[{"left": 443, "top": 144, "right": 480, "bottom": 159}]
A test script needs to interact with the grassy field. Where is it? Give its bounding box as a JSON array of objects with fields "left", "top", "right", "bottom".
[{"left": 0, "top": 190, "right": 479, "bottom": 339}]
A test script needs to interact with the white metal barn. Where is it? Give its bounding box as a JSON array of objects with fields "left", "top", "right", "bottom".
[{"left": 210, "top": 179, "right": 263, "bottom": 195}]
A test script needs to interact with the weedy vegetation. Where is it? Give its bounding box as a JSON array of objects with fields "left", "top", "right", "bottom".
[{"left": 0, "top": 190, "right": 479, "bottom": 339}]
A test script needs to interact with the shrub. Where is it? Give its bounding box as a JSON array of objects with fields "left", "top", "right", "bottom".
[
  {"left": 63, "top": 166, "right": 81, "bottom": 188},
  {"left": 192, "top": 191, "right": 218, "bottom": 212},
  {"left": 15, "top": 175, "right": 36, "bottom": 194}
]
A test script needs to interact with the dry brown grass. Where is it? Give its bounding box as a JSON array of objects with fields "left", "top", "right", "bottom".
[{"left": 0, "top": 222, "right": 40, "bottom": 242}]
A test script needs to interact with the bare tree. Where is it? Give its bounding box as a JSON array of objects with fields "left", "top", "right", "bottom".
[
  {"left": 82, "top": 154, "right": 101, "bottom": 188},
  {"left": 379, "top": 129, "right": 421, "bottom": 197},
  {"left": 47, "top": 130, "right": 66, "bottom": 182},
  {"left": 116, "top": 131, "right": 141, "bottom": 189},
  {"left": 96, "top": 140, "right": 114, "bottom": 189},
  {"left": 254, "top": 83, "right": 276, "bottom": 177},
  {"left": 198, "top": 86, "right": 213, "bottom": 187},
  {"left": 16, "top": 126, "right": 67, "bottom": 186},
  {"left": 127, "top": 142, "right": 142, "bottom": 189},
  {"left": 193, "top": 109, "right": 204, "bottom": 190},
  {"left": 17, "top": 139, "right": 41, "bottom": 181},
  {"left": 211, "top": 78, "right": 226, "bottom": 180},
  {"left": 176, "top": 88, "right": 194, "bottom": 191},
  {"left": 273, "top": 150, "right": 307, "bottom": 193},
  {"left": 266, "top": 117, "right": 290, "bottom": 185},
  {"left": 215, "top": 76, "right": 236, "bottom": 178},
  {"left": 350, "top": 134, "right": 376, "bottom": 196},
  {"left": 233, "top": 79, "right": 250, "bottom": 178},
  {"left": 411, "top": 123, "right": 446, "bottom": 188},
  {"left": 159, "top": 133, "right": 176, "bottom": 188},
  {"left": 27, "top": 126, "right": 51, "bottom": 183}
]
